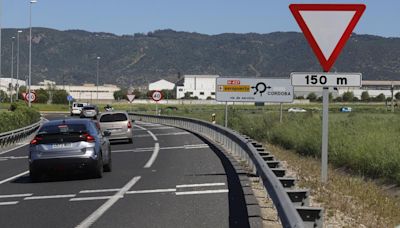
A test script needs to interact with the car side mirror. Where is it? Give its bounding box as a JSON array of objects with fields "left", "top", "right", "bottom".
[{"left": 103, "top": 131, "right": 112, "bottom": 137}]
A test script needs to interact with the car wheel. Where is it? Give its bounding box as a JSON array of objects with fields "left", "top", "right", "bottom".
[
  {"left": 127, "top": 138, "right": 133, "bottom": 143},
  {"left": 103, "top": 151, "right": 112, "bottom": 172},
  {"left": 93, "top": 154, "right": 103, "bottom": 178}
]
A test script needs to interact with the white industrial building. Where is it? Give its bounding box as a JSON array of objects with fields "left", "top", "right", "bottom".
[
  {"left": 30, "top": 80, "right": 120, "bottom": 102},
  {"left": 176, "top": 75, "right": 219, "bottom": 100},
  {"left": 148, "top": 79, "right": 175, "bottom": 91},
  {"left": 0, "top": 78, "right": 26, "bottom": 93}
]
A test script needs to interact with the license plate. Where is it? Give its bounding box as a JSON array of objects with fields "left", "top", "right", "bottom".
[{"left": 52, "top": 143, "right": 73, "bottom": 149}]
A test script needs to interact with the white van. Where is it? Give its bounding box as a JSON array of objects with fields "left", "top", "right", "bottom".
[{"left": 71, "top": 102, "right": 88, "bottom": 116}]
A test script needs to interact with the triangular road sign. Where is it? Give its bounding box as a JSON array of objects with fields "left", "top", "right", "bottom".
[
  {"left": 289, "top": 4, "right": 366, "bottom": 72},
  {"left": 127, "top": 94, "right": 135, "bottom": 103}
]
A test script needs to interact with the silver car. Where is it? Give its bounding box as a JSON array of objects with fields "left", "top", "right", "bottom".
[
  {"left": 80, "top": 105, "right": 99, "bottom": 119},
  {"left": 29, "top": 119, "right": 112, "bottom": 181},
  {"left": 98, "top": 111, "right": 133, "bottom": 143}
]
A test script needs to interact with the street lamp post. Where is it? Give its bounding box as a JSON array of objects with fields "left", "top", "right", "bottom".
[
  {"left": 10, "top": 37, "right": 15, "bottom": 103},
  {"left": 16, "top": 30, "right": 22, "bottom": 101},
  {"left": 0, "top": 0, "right": 3, "bottom": 93},
  {"left": 28, "top": 0, "right": 37, "bottom": 107},
  {"left": 96, "top": 56, "right": 100, "bottom": 104}
]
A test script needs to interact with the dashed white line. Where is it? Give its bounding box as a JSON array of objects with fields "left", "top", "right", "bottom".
[
  {"left": 79, "top": 189, "right": 120, "bottom": 194},
  {"left": 176, "top": 189, "right": 229, "bottom": 196},
  {"left": 176, "top": 183, "right": 225, "bottom": 188},
  {"left": 126, "top": 188, "right": 176, "bottom": 194},
  {"left": 0, "top": 201, "right": 19, "bottom": 206},
  {"left": 112, "top": 144, "right": 209, "bottom": 154},
  {"left": 134, "top": 132, "right": 190, "bottom": 137},
  {"left": 70, "top": 196, "right": 117, "bottom": 202},
  {"left": 75, "top": 176, "right": 141, "bottom": 228},
  {"left": 24, "top": 194, "right": 76, "bottom": 200},
  {"left": 0, "top": 193, "right": 33, "bottom": 199},
  {"left": 0, "top": 171, "right": 29, "bottom": 185}
]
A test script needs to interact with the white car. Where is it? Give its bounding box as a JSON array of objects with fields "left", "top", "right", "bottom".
[
  {"left": 71, "top": 102, "right": 88, "bottom": 116},
  {"left": 288, "top": 107, "right": 307, "bottom": 113}
]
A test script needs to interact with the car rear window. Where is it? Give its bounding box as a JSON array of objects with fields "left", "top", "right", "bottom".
[
  {"left": 100, "top": 113, "right": 127, "bottom": 122},
  {"left": 38, "top": 124, "right": 87, "bottom": 135},
  {"left": 77, "top": 104, "right": 84, "bottom": 107},
  {"left": 83, "top": 106, "right": 95, "bottom": 110}
]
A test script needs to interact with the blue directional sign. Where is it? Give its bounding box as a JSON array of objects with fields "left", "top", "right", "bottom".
[{"left": 67, "top": 95, "right": 73, "bottom": 102}]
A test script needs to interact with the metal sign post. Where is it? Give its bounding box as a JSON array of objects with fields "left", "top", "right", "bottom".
[
  {"left": 224, "top": 102, "right": 228, "bottom": 127},
  {"left": 279, "top": 103, "right": 283, "bottom": 123},
  {"left": 151, "top": 91, "right": 163, "bottom": 115},
  {"left": 321, "top": 86, "right": 329, "bottom": 182}
]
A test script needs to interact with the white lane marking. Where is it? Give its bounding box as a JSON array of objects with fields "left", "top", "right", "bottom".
[
  {"left": 79, "top": 189, "right": 121, "bottom": 194},
  {"left": 0, "top": 201, "right": 19, "bottom": 206},
  {"left": 133, "top": 124, "right": 148, "bottom": 131},
  {"left": 112, "top": 144, "right": 209, "bottom": 154},
  {"left": 0, "top": 193, "right": 33, "bottom": 199},
  {"left": 147, "top": 130, "right": 158, "bottom": 141},
  {"left": 144, "top": 127, "right": 174, "bottom": 130},
  {"left": 134, "top": 132, "right": 190, "bottom": 138},
  {"left": 176, "top": 189, "right": 229, "bottom": 196},
  {"left": 0, "top": 156, "right": 29, "bottom": 160},
  {"left": 176, "top": 183, "right": 226, "bottom": 188},
  {"left": 0, "top": 171, "right": 29, "bottom": 185},
  {"left": 143, "top": 143, "right": 159, "bottom": 168},
  {"left": 126, "top": 188, "right": 176, "bottom": 194},
  {"left": 0, "top": 143, "right": 29, "bottom": 155},
  {"left": 75, "top": 176, "right": 141, "bottom": 228},
  {"left": 70, "top": 196, "right": 117, "bottom": 202},
  {"left": 24, "top": 194, "right": 76, "bottom": 200}
]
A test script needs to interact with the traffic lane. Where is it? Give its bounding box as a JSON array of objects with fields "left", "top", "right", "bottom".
[
  {"left": 0, "top": 148, "right": 151, "bottom": 227},
  {"left": 91, "top": 131, "right": 250, "bottom": 227}
]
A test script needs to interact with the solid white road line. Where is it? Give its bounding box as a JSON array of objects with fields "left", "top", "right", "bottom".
[
  {"left": 144, "top": 143, "right": 160, "bottom": 168},
  {"left": 70, "top": 196, "right": 117, "bottom": 202},
  {"left": 0, "top": 193, "right": 33, "bottom": 199},
  {"left": 144, "top": 127, "right": 174, "bottom": 130},
  {"left": 176, "top": 189, "right": 229, "bottom": 196},
  {"left": 126, "top": 188, "right": 176, "bottom": 194},
  {"left": 112, "top": 144, "right": 209, "bottom": 154},
  {"left": 0, "top": 143, "right": 29, "bottom": 155},
  {"left": 24, "top": 194, "right": 76, "bottom": 200},
  {"left": 79, "top": 189, "right": 121, "bottom": 194},
  {"left": 176, "top": 183, "right": 226, "bottom": 188},
  {"left": 0, "top": 156, "right": 29, "bottom": 160},
  {"left": 75, "top": 176, "right": 141, "bottom": 228},
  {"left": 0, "top": 201, "right": 19, "bottom": 206},
  {"left": 146, "top": 130, "right": 158, "bottom": 141},
  {"left": 134, "top": 132, "right": 190, "bottom": 138},
  {"left": 0, "top": 171, "right": 29, "bottom": 185}
]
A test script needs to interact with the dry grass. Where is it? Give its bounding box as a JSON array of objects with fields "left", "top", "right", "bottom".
[{"left": 266, "top": 143, "right": 400, "bottom": 228}]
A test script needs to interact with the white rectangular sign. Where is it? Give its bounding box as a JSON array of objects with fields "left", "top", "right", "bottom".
[
  {"left": 216, "top": 78, "right": 293, "bottom": 103},
  {"left": 291, "top": 72, "right": 362, "bottom": 87}
]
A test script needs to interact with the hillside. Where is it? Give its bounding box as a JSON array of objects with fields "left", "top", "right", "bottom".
[{"left": 0, "top": 28, "right": 399, "bottom": 87}]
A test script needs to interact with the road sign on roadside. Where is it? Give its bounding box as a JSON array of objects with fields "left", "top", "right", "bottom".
[
  {"left": 291, "top": 72, "right": 362, "bottom": 87},
  {"left": 289, "top": 4, "right": 366, "bottom": 72},
  {"left": 24, "top": 92, "right": 37, "bottom": 103},
  {"left": 151, "top": 91, "right": 163, "bottom": 102},
  {"left": 67, "top": 95, "right": 73, "bottom": 102},
  {"left": 216, "top": 78, "right": 293, "bottom": 103},
  {"left": 127, "top": 94, "right": 136, "bottom": 103}
]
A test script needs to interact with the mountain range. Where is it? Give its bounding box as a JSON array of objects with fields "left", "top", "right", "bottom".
[{"left": 0, "top": 28, "right": 399, "bottom": 88}]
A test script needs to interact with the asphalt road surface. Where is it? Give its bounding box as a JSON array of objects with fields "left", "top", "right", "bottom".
[{"left": 0, "top": 113, "right": 253, "bottom": 228}]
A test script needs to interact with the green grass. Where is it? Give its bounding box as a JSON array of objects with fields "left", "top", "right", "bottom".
[{"left": 0, "top": 102, "right": 41, "bottom": 133}]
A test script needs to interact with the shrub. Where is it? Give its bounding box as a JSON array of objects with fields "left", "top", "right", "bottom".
[{"left": 0, "top": 102, "right": 40, "bottom": 133}]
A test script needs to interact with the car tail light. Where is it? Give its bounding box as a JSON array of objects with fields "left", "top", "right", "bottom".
[
  {"left": 127, "top": 121, "right": 132, "bottom": 129},
  {"left": 82, "top": 133, "right": 95, "bottom": 143},
  {"left": 30, "top": 136, "right": 43, "bottom": 145}
]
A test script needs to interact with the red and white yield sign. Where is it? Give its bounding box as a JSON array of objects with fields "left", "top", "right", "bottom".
[
  {"left": 289, "top": 4, "right": 366, "bottom": 72},
  {"left": 151, "top": 91, "right": 163, "bottom": 102}
]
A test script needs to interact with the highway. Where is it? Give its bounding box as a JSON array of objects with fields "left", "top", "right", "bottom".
[{"left": 0, "top": 114, "right": 256, "bottom": 228}]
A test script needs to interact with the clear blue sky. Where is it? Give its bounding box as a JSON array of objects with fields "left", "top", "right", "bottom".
[{"left": 1, "top": 0, "right": 399, "bottom": 37}]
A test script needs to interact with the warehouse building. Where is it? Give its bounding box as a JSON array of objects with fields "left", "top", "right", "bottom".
[
  {"left": 176, "top": 75, "right": 219, "bottom": 100},
  {"left": 148, "top": 79, "right": 175, "bottom": 91}
]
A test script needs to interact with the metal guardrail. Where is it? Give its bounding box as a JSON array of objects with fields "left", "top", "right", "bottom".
[
  {"left": 0, "top": 119, "right": 43, "bottom": 148},
  {"left": 129, "top": 113, "right": 323, "bottom": 228}
]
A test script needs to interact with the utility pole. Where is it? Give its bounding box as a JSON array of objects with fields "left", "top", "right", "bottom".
[
  {"left": 10, "top": 37, "right": 15, "bottom": 103},
  {"left": 16, "top": 30, "right": 22, "bottom": 101}
]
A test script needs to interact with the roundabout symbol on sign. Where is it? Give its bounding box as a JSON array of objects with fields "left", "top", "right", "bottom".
[
  {"left": 151, "top": 91, "right": 163, "bottom": 102},
  {"left": 25, "top": 92, "right": 37, "bottom": 103}
]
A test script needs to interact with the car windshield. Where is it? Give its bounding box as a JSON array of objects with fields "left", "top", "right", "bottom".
[
  {"left": 100, "top": 113, "right": 127, "bottom": 122},
  {"left": 38, "top": 124, "right": 87, "bottom": 135}
]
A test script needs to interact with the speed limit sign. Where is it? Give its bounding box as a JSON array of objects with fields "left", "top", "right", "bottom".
[
  {"left": 151, "top": 91, "right": 163, "bottom": 102},
  {"left": 24, "top": 92, "right": 37, "bottom": 103}
]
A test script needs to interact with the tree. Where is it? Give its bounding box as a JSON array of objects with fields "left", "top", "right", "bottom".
[
  {"left": 361, "top": 91, "right": 370, "bottom": 102},
  {"left": 306, "top": 92, "right": 317, "bottom": 102},
  {"left": 0, "top": 90, "right": 8, "bottom": 102},
  {"left": 375, "top": 93, "right": 386, "bottom": 102},
  {"left": 18, "top": 86, "right": 27, "bottom": 100},
  {"left": 133, "top": 89, "right": 142, "bottom": 99},
  {"left": 35, "top": 89, "right": 49, "bottom": 104},
  {"left": 114, "top": 89, "right": 127, "bottom": 101},
  {"left": 161, "top": 89, "right": 175, "bottom": 99},
  {"left": 342, "top": 91, "right": 354, "bottom": 102},
  {"left": 52, "top": 90, "right": 69, "bottom": 104},
  {"left": 395, "top": 92, "right": 400, "bottom": 100}
]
